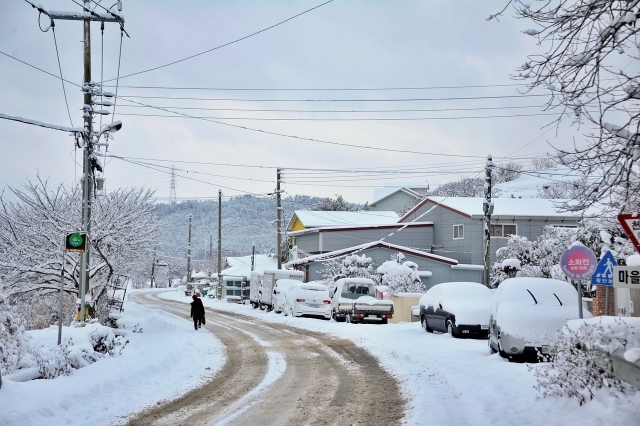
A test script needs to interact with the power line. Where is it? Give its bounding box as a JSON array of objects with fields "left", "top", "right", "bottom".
[
  {"left": 51, "top": 26, "right": 74, "bottom": 127},
  {"left": 116, "top": 111, "right": 560, "bottom": 121},
  {"left": 116, "top": 93, "right": 548, "bottom": 102},
  {"left": 105, "top": 83, "right": 528, "bottom": 91},
  {"left": 103, "top": 0, "right": 335, "bottom": 82},
  {"left": 118, "top": 104, "right": 547, "bottom": 113}
]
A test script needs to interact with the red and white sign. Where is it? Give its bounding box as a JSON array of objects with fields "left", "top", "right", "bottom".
[{"left": 618, "top": 213, "right": 640, "bottom": 253}]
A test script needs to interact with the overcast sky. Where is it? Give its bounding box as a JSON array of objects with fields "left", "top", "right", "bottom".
[{"left": 0, "top": 0, "right": 586, "bottom": 204}]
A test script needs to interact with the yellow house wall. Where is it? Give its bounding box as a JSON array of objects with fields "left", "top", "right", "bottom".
[
  {"left": 291, "top": 217, "right": 306, "bottom": 231},
  {"left": 383, "top": 294, "right": 423, "bottom": 323}
]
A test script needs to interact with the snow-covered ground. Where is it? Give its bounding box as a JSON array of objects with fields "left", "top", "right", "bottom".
[
  {"left": 2, "top": 288, "right": 637, "bottom": 426},
  {"left": 160, "top": 290, "right": 640, "bottom": 426},
  {"left": 0, "top": 289, "right": 224, "bottom": 426}
]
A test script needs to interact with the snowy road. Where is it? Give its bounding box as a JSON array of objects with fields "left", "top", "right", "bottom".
[{"left": 127, "top": 292, "right": 405, "bottom": 425}]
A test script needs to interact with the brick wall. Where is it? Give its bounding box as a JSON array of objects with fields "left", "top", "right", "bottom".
[{"left": 593, "top": 285, "right": 615, "bottom": 316}]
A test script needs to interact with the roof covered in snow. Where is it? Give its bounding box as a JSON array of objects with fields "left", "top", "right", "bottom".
[
  {"left": 287, "top": 210, "right": 399, "bottom": 231},
  {"left": 371, "top": 181, "right": 429, "bottom": 205},
  {"left": 401, "top": 196, "right": 587, "bottom": 221},
  {"left": 494, "top": 167, "right": 583, "bottom": 198},
  {"left": 222, "top": 254, "right": 278, "bottom": 280},
  {"left": 285, "top": 240, "right": 458, "bottom": 267}
]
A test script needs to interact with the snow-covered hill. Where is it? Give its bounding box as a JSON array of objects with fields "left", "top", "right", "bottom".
[{"left": 154, "top": 195, "right": 322, "bottom": 261}]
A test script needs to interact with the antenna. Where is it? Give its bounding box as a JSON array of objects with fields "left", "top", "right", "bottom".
[{"left": 169, "top": 165, "right": 177, "bottom": 204}]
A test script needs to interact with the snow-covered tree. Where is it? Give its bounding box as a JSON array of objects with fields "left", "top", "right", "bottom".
[
  {"left": 319, "top": 254, "right": 378, "bottom": 284},
  {"left": 493, "top": 161, "right": 523, "bottom": 184},
  {"left": 311, "top": 194, "right": 354, "bottom": 211},
  {"left": 490, "top": 0, "right": 640, "bottom": 213},
  {"left": 0, "top": 280, "right": 27, "bottom": 376},
  {"left": 377, "top": 254, "right": 423, "bottom": 295},
  {"left": 0, "top": 179, "right": 159, "bottom": 325}
]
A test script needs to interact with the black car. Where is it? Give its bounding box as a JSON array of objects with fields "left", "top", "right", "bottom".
[{"left": 419, "top": 282, "right": 492, "bottom": 338}]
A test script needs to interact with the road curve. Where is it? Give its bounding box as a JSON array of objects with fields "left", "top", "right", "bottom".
[{"left": 125, "top": 292, "right": 405, "bottom": 426}]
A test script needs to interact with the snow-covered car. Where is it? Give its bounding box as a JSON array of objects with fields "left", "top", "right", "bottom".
[
  {"left": 419, "top": 281, "right": 492, "bottom": 338},
  {"left": 273, "top": 279, "right": 301, "bottom": 314},
  {"left": 329, "top": 278, "right": 394, "bottom": 324},
  {"left": 489, "top": 277, "right": 592, "bottom": 362},
  {"left": 284, "top": 281, "right": 331, "bottom": 319}
]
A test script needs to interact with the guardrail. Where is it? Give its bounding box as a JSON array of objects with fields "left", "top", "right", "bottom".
[{"left": 611, "top": 348, "right": 640, "bottom": 390}]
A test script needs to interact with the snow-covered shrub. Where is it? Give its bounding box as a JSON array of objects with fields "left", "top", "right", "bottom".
[
  {"left": 0, "top": 293, "right": 28, "bottom": 376},
  {"left": 377, "top": 258, "right": 423, "bottom": 295},
  {"left": 319, "top": 254, "right": 378, "bottom": 284},
  {"left": 29, "top": 340, "right": 74, "bottom": 379},
  {"left": 533, "top": 318, "right": 639, "bottom": 405}
]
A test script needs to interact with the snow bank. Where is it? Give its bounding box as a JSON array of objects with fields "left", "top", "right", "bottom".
[
  {"left": 0, "top": 290, "right": 224, "bottom": 426},
  {"left": 626, "top": 254, "right": 640, "bottom": 267},
  {"left": 418, "top": 282, "right": 492, "bottom": 325}
]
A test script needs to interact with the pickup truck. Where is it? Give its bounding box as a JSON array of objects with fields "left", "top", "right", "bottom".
[{"left": 329, "top": 278, "right": 394, "bottom": 324}]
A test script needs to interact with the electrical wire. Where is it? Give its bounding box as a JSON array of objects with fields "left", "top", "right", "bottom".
[
  {"left": 116, "top": 111, "right": 561, "bottom": 121},
  {"left": 115, "top": 93, "right": 549, "bottom": 102},
  {"left": 102, "top": 83, "right": 529, "bottom": 91},
  {"left": 111, "top": 29, "right": 124, "bottom": 123},
  {"left": 103, "top": 0, "right": 335, "bottom": 82},
  {"left": 51, "top": 26, "right": 74, "bottom": 128},
  {"left": 117, "top": 104, "right": 547, "bottom": 113}
]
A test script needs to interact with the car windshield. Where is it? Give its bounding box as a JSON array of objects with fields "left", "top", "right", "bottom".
[{"left": 341, "top": 284, "right": 374, "bottom": 299}]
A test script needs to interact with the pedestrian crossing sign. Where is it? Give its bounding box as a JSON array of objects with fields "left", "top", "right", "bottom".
[{"left": 591, "top": 251, "right": 617, "bottom": 286}]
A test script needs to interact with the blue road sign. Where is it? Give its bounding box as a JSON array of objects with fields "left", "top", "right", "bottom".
[{"left": 591, "top": 251, "right": 618, "bottom": 286}]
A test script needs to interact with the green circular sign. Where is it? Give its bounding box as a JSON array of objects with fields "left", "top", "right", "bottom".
[{"left": 68, "top": 233, "right": 84, "bottom": 248}]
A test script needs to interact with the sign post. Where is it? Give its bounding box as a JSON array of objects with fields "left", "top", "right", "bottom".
[
  {"left": 560, "top": 242, "right": 597, "bottom": 319},
  {"left": 591, "top": 251, "right": 617, "bottom": 315}
]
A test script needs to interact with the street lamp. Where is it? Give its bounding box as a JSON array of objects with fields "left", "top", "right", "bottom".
[{"left": 100, "top": 120, "right": 122, "bottom": 135}]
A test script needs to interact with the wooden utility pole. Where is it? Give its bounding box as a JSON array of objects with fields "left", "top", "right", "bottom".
[
  {"left": 187, "top": 214, "right": 192, "bottom": 285},
  {"left": 150, "top": 246, "right": 156, "bottom": 288},
  {"left": 483, "top": 155, "right": 494, "bottom": 287},
  {"left": 277, "top": 168, "right": 282, "bottom": 269},
  {"left": 218, "top": 189, "right": 223, "bottom": 299}
]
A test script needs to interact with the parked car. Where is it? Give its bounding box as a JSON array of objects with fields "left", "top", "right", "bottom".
[
  {"left": 489, "top": 277, "right": 592, "bottom": 362},
  {"left": 329, "top": 278, "right": 394, "bottom": 324},
  {"left": 284, "top": 281, "right": 331, "bottom": 320},
  {"left": 419, "top": 282, "right": 492, "bottom": 338},
  {"left": 273, "top": 279, "right": 301, "bottom": 314}
]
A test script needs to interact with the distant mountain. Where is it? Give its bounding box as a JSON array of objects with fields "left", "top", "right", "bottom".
[{"left": 153, "top": 195, "right": 323, "bottom": 262}]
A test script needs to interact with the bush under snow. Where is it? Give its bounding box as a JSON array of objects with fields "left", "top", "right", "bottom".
[
  {"left": 377, "top": 260, "right": 423, "bottom": 295},
  {"left": 533, "top": 317, "right": 640, "bottom": 405}
]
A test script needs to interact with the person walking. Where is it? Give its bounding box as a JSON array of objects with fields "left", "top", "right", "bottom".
[{"left": 190, "top": 294, "right": 206, "bottom": 330}]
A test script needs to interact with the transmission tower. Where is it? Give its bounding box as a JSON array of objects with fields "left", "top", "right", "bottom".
[{"left": 169, "top": 165, "right": 177, "bottom": 204}]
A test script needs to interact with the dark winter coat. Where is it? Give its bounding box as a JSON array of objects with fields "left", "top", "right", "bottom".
[{"left": 190, "top": 298, "right": 205, "bottom": 319}]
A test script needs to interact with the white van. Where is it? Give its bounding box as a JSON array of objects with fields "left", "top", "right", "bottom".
[
  {"left": 249, "top": 271, "right": 263, "bottom": 309},
  {"left": 273, "top": 279, "right": 302, "bottom": 314},
  {"left": 285, "top": 281, "right": 331, "bottom": 320},
  {"left": 259, "top": 269, "right": 304, "bottom": 311}
]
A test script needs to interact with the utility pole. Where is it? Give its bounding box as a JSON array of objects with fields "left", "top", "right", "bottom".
[
  {"left": 187, "top": 214, "right": 192, "bottom": 285},
  {"left": 218, "top": 189, "right": 223, "bottom": 299},
  {"left": 276, "top": 168, "right": 283, "bottom": 269},
  {"left": 150, "top": 246, "right": 156, "bottom": 288},
  {"left": 483, "top": 154, "right": 494, "bottom": 287},
  {"left": 209, "top": 233, "right": 213, "bottom": 261},
  {"left": 169, "top": 165, "right": 177, "bottom": 205},
  {"left": 251, "top": 242, "right": 256, "bottom": 272},
  {"left": 23, "top": 2, "right": 124, "bottom": 322}
]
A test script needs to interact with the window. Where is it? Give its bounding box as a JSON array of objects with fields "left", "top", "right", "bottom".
[
  {"left": 226, "top": 280, "right": 243, "bottom": 297},
  {"left": 490, "top": 223, "right": 517, "bottom": 238},
  {"left": 453, "top": 224, "right": 464, "bottom": 239}
]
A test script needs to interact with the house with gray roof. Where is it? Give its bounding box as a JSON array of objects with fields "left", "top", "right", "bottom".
[
  {"left": 285, "top": 240, "right": 482, "bottom": 290},
  {"left": 399, "top": 197, "right": 585, "bottom": 265},
  {"left": 368, "top": 182, "right": 430, "bottom": 213}
]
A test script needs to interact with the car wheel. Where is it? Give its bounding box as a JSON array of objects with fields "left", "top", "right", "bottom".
[
  {"left": 252, "top": 302, "right": 258, "bottom": 310},
  {"left": 446, "top": 320, "right": 456, "bottom": 338},
  {"left": 259, "top": 303, "right": 266, "bottom": 310},
  {"left": 381, "top": 318, "right": 388, "bottom": 325},
  {"left": 425, "top": 319, "right": 434, "bottom": 333}
]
